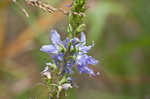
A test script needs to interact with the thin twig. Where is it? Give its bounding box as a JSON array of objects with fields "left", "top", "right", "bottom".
[{"left": 24, "top": 0, "right": 86, "bottom": 16}]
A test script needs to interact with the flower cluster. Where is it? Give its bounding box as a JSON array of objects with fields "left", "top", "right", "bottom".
[
  {"left": 40, "top": 30, "right": 98, "bottom": 76},
  {"left": 40, "top": 30, "right": 98, "bottom": 97},
  {"left": 14, "top": 0, "right": 97, "bottom": 98}
]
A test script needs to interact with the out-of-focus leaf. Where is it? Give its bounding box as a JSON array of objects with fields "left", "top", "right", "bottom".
[
  {"left": 79, "top": 90, "right": 138, "bottom": 99},
  {"left": 0, "top": 11, "right": 6, "bottom": 49},
  {"left": 118, "top": 35, "right": 150, "bottom": 55},
  {"left": 15, "top": 85, "right": 49, "bottom": 99},
  {"left": 0, "top": 10, "right": 7, "bottom": 61},
  {"left": 5, "top": 1, "right": 72, "bottom": 58},
  {"left": 0, "top": 0, "right": 11, "bottom": 9},
  {"left": 66, "top": 89, "right": 78, "bottom": 99},
  {"left": 87, "top": 1, "right": 126, "bottom": 42}
]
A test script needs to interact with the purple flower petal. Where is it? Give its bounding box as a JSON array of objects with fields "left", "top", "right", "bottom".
[
  {"left": 52, "top": 53, "right": 64, "bottom": 61},
  {"left": 64, "top": 37, "right": 70, "bottom": 48},
  {"left": 76, "top": 54, "right": 98, "bottom": 75},
  {"left": 80, "top": 32, "right": 86, "bottom": 43},
  {"left": 79, "top": 45, "right": 92, "bottom": 53},
  {"left": 77, "top": 64, "right": 95, "bottom": 76},
  {"left": 65, "top": 4, "right": 72, "bottom": 7},
  {"left": 76, "top": 54, "right": 89, "bottom": 65},
  {"left": 40, "top": 45, "right": 59, "bottom": 53},
  {"left": 55, "top": 53, "right": 64, "bottom": 61},
  {"left": 51, "top": 30, "right": 63, "bottom": 45},
  {"left": 71, "top": 37, "right": 79, "bottom": 46},
  {"left": 63, "top": 59, "right": 74, "bottom": 74},
  {"left": 87, "top": 56, "right": 98, "bottom": 65}
]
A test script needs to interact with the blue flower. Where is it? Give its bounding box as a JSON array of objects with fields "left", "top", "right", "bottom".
[
  {"left": 40, "top": 30, "right": 63, "bottom": 54},
  {"left": 63, "top": 59, "right": 75, "bottom": 74},
  {"left": 40, "top": 30, "right": 98, "bottom": 76},
  {"left": 40, "top": 30, "right": 66, "bottom": 68},
  {"left": 75, "top": 32, "right": 98, "bottom": 76},
  {"left": 51, "top": 30, "right": 63, "bottom": 45},
  {"left": 75, "top": 32, "right": 93, "bottom": 53},
  {"left": 76, "top": 54, "right": 98, "bottom": 76},
  {"left": 77, "top": 64, "right": 95, "bottom": 76},
  {"left": 80, "top": 32, "right": 86, "bottom": 43},
  {"left": 64, "top": 37, "right": 70, "bottom": 49},
  {"left": 40, "top": 45, "right": 59, "bottom": 54}
]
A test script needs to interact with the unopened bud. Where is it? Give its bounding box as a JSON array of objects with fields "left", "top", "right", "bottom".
[
  {"left": 43, "top": 71, "right": 51, "bottom": 79},
  {"left": 58, "top": 86, "right": 62, "bottom": 92},
  {"left": 62, "top": 83, "right": 72, "bottom": 90}
]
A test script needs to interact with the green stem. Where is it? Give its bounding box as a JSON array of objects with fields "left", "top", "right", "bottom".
[
  {"left": 67, "top": 0, "right": 86, "bottom": 38},
  {"left": 50, "top": 0, "right": 87, "bottom": 98}
]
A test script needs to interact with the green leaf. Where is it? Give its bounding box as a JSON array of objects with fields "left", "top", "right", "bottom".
[{"left": 87, "top": 1, "right": 126, "bottom": 42}]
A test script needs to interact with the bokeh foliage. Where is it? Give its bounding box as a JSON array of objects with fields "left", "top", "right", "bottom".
[{"left": 0, "top": 0, "right": 150, "bottom": 99}]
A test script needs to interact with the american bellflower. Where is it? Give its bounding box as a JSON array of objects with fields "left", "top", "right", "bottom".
[{"left": 40, "top": 30, "right": 98, "bottom": 76}]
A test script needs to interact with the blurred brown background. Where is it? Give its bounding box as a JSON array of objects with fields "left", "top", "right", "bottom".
[{"left": 0, "top": 0, "right": 150, "bottom": 99}]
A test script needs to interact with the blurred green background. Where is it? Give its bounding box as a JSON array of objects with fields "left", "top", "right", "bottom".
[{"left": 0, "top": 0, "right": 150, "bottom": 99}]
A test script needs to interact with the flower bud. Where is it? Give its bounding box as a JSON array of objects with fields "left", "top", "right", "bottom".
[
  {"left": 62, "top": 83, "right": 72, "bottom": 90},
  {"left": 43, "top": 71, "right": 51, "bottom": 79}
]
